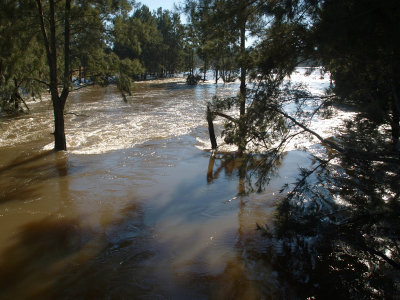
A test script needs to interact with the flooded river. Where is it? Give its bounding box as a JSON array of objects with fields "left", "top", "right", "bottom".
[{"left": 0, "top": 74, "right": 327, "bottom": 299}]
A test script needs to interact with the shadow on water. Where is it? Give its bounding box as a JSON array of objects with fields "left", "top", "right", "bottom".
[
  {"left": 0, "top": 148, "right": 285, "bottom": 300},
  {"left": 0, "top": 217, "right": 93, "bottom": 300},
  {"left": 0, "top": 202, "right": 155, "bottom": 300},
  {"left": 0, "top": 150, "right": 54, "bottom": 173},
  {"left": 206, "top": 149, "right": 400, "bottom": 298},
  {"left": 0, "top": 150, "right": 79, "bottom": 204},
  {"left": 3, "top": 137, "right": 396, "bottom": 298},
  {"left": 0, "top": 201, "right": 244, "bottom": 299},
  {"left": 258, "top": 150, "right": 400, "bottom": 299}
]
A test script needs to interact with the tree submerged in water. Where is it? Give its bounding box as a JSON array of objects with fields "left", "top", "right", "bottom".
[
  {"left": 258, "top": 120, "right": 400, "bottom": 298},
  {"left": 188, "top": 0, "right": 400, "bottom": 297},
  {"left": 186, "top": 73, "right": 201, "bottom": 85},
  {"left": 1, "top": 1, "right": 188, "bottom": 150},
  {"left": 0, "top": 0, "right": 138, "bottom": 150},
  {"left": 256, "top": 0, "right": 400, "bottom": 297}
]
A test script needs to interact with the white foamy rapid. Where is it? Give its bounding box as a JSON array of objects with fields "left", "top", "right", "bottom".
[
  {"left": 0, "top": 68, "right": 355, "bottom": 155},
  {"left": 282, "top": 67, "right": 356, "bottom": 155},
  {"left": 7, "top": 78, "right": 238, "bottom": 155}
]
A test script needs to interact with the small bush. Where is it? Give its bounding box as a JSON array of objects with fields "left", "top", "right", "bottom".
[{"left": 186, "top": 74, "right": 201, "bottom": 85}]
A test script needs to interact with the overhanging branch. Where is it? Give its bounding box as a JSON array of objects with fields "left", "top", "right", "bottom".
[
  {"left": 271, "top": 105, "right": 400, "bottom": 164},
  {"left": 270, "top": 105, "right": 343, "bottom": 152},
  {"left": 212, "top": 111, "right": 239, "bottom": 124}
]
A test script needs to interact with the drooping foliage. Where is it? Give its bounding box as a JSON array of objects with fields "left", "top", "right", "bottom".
[
  {"left": 252, "top": 1, "right": 400, "bottom": 297},
  {"left": 264, "top": 0, "right": 400, "bottom": 150},
  {"left": 315, "top": 0, "right": 400, "bottom": 150},
  {"left": 183, "top": 0, "right": 400, "bottom": 297},
  {"left": 0, "top": 1, "right": 46, "bottom": 113},
  {"left": 259, "top": 122, "right": 400, "bottom": 298}
]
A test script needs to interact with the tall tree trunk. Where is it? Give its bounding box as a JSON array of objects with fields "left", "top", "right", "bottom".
[
  {"left": 203, "top": 57, "right": 207, "bottom": 81},
  {"left": 221, "top": 56, "right": 225, "bottom": 83},
  {"left": 238, "top": 19, "right": 247, "bottom": 154},
  {"left": 36, "top": 0, "right": 70, "bottom": 151},
  {"left": 13, "top": 78, "right": 20, "bottom": 110}
]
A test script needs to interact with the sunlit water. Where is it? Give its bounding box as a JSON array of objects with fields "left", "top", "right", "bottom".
[{"left": 0, "top": 69, "right": 351, "bottom": 299}]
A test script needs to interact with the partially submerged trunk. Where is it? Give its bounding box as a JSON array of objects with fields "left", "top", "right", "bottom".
[
  {"left": 203, "top": 58, "right": 207, "bottom": 82},
  {"left": 78, "top": 66, "right": 82, "bottom": 84},
  {"left": 52, "top": 98, "right": 67, "bottom": 150},
  {"left": 207, "top": 105, "right": 218, "bottom": 150}
]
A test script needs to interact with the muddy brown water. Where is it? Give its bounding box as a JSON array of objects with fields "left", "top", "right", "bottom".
[{"left": 0, "top": 79, "right": 311, "bottom": 299}]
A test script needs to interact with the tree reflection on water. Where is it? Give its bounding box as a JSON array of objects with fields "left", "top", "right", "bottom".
[
  {"left": 207, "top": 148, "right": 400, "bottom": 298},
  {"left": 206, "top": 152, "right": 284, "bottom": 196}
]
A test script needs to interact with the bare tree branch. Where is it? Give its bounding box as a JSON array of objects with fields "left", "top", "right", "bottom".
[{"left": 212, "top": 111, "right": 239, "bottom": 124}]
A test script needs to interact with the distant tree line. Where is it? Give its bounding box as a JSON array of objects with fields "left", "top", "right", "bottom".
[{"left": 112, "top": 5, "right": 188, "bottom": 81}]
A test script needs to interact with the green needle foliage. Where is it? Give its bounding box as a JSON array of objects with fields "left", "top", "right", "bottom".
[
  {"left": 256, "top": 1, "right": 400, "bottom": 297},
  {"left": 188, "top": 0, "right": 400, "bottom": 296},
  {"left": 0, "top": 1, "right": 47, "bottom": 114}
]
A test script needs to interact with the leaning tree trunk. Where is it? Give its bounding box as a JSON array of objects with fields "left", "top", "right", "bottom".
[{"left": 207, "top": 104, "right": 218, "bottom": 150}]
